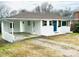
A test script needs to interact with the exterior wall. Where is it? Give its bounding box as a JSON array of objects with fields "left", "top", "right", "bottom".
[
  {"left": 20, "top": 20, "right": 41, "bottom": 35},
  {"left": 2, "top": 19, "right": 71, "bottom": 37},
  {"left": 14, "top": 21, "right": 20, "bottom": 32},
  {"left": 1, "top": 21, "right": 15, "bottom": 42},
  {"left": 3, "top": 21, "right": 20, "bottom": 32},
  {"left": 40, "top": 20, "right": 71, "bottom": 36},
  {"left": 40, "top": 20, "right": 55, "bottom": 36},
  {"left": 58, "top": 26, "right": 70, "bottom": 34},
  {"left": 31, "top": 20, "right": 41, "bottom": 34},
  {"left": 2, "top": 19, "right": 71, "bottom": 43},
  {"left": 3, "top": 20, "right": 41, "bottom": 34},
  {"left": 23, "top": 21, "right": 32, "bottom": 33},
  {"left": 3, "top": 21, "right": 12, "bottom": 32},
  {"left": 20, "top": 21, "right": 24, "bottom": 32}
]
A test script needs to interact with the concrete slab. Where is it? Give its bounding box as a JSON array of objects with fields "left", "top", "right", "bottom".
[{"left": 14, "top": 32, "right": 40, "bottom": 41}]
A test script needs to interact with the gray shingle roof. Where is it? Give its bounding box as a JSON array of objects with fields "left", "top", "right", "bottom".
[{"left": 7, "top": 10, "right": 60, "bottom": 19}]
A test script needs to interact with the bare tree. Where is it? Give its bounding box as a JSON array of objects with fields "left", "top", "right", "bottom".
[
  {"left": 0, "top": 5, "right": 10, "bottom": 18},
  {"left": 62, "top": 8, "right": 72, "bottom": 17},
  {"left": 33, "top": 2, "right": 53, "bottom": 13},
  {"left": 34, "top": 6, "right": 40, "bottom": 13},
  {"left": 41, "top": 2, "right": 48, "bottom": 13},
  {"left": 10, "top": 10, "right": 18, "bottom": 16},
  {"left": 46, "top": 4, "right": 53, "bottom": 13}
]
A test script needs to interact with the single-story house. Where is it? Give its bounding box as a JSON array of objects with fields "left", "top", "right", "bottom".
[{"left": 1, "top": 10, "right": 71, "bottom": 42}]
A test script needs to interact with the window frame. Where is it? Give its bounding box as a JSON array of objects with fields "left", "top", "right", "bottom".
[
  {"left": 62, "top": 21, "right": 67, "bottom": 26},
  {"left": 42, "top": 20, "right": 47, "bottom": 26},
  {"left": 27, "top": 21, "right": 31, "bottom": 26},
  {"left": 58, "top": 20, "right": 61, "bottom": 27},
  {"left": 10, "top": 23, "right": 14, "bottom": 28},
  {"left": 23, "top": 21, "right": 24, "bottom": 24},
  {"left": 49, "top": 21, "right": 53, "bottom": 26}
]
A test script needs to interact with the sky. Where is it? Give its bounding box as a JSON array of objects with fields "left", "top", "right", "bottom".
[{"left": 1, "top": 1, "right": 79, "bottom": 11}]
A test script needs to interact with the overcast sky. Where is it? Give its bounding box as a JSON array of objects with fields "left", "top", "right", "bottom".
[{"left": 1, "top": 1, "right": 79, "bottom": 11}]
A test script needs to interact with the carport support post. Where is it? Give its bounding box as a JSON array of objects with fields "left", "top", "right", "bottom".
[{"left": 12, "top": 22, "right": 14, "bottom": 35}]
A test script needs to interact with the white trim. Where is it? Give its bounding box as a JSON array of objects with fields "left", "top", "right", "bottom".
[
  {"left": 12, "top": 22, "right": 14, "bottom": 35},
  {"left": 2, "top": 18, "right": 41, "bottom": 21},
  {"left": 2, "top": 18, "right": 67, "bottom": 20},
  {"left": 2, "top": 19, "right": 12, "bottom": 23}
]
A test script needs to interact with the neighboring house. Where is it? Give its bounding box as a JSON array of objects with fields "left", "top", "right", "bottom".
[
  {"left": 70, "top": 9, "right": 79, "bottom": 31},
  {"left": 1, "top": 10, "right": 71, "bottom": 42}
]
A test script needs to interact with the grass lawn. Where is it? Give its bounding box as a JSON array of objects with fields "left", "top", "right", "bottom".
[
  {"left": 47, "top": 33, "right": 79, "bottom": 46},
  {"left": 0, "top": 36, "right": 63, "bottom": 57}
]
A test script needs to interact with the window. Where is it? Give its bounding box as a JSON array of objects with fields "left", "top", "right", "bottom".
[
  {"left": 28, "top": 21, "right": 30, "bottom": 26},
  {"left": 62, "top": 21, "right": 66, "bottom": 26},
  {"left": 58, "top": 21, "right": 61, "bottom": 27},
  {"left": 49, "top": 21, "right": 53, "bottom": 26},
  {"left": 10, "top": 23, "right": 14, "bottom": 28},
  {"left": 42, "top": 20, "right": 47, "bottom": 26},
  {"left": 23, "top": 21, "right": 24, "bottom": 24}
]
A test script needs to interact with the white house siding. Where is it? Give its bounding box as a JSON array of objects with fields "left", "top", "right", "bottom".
[
  {"left": 58, "top": 26, "right": 70, "bottom": 34},
  {"left": 3, "top": 21, "right": 20, "bottom": 33},
  {"left": 40, "top": 20, "right": 71, "bottom": 36},
  {"left": 1, "top": 21, "right": 15, "bottom": 42},
  {"left": 23, "top": 20, "right": 41, "bottom": 35},
  {"left": 40, "top": 20, "right": 55, "bottom": 36},
  {"left": 21, "top": 21, "right": 32, "bottom": 33},
  {"left": 32, "top": 20, "right": 41, "bottom": 34},
  {"left": 3, "top": 21, "right": 12, "bottom": 32},
  {"left": 14, "top": 21, "right": 20, "bottom": 32},
  {"left": 2, "top": 19, "right": 71, "bottom": 37}
]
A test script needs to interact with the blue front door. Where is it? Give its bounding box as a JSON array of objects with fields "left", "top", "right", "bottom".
[{"left": 53, "top": 20, "right": 57, "bottom": 31}]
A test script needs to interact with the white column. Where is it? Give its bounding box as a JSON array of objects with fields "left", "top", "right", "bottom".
[
  {"left": 20, "top": 21, "right": 22, "bottom": 32},
  {"left": 57, "top": 20, "right": 58, "bottom": 31},
  {"left": 1, "top": 21, "right": 4, "bottom": 33},
  {"left": 12, "top": 22, "right": 14, "bottom": 35},
  {"left": 20, "top": 21, "right": 24, "bottom": 32},
  {"left": 39, "top": 20, "right": 42, "bottom": 35},
  {"left": 32, "top": 21, "right": 33, "bottom": 33},
  {"left": 20, "top": 21, "right": 21, "bottom": 32},
  {"left": 61, "top": 20, "right": 62, "bottom": 26}
]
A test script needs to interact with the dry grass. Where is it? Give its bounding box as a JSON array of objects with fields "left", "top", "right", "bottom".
[
  {"left": 0, "top": 38, "right": 63, "bottom": 57},
  {"left": 1, "top": 33, "right": 79, "bottom": 57},
  {"left": 47, "top": 33, "right": 79, "bottom": 46}
]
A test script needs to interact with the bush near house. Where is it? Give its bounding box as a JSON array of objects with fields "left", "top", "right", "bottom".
[
  {"left": 73, "top": 22, "right": 79, "bottom": 33},
  {"left": 0, "top": 21, "right": 1, "bottom": 33}
]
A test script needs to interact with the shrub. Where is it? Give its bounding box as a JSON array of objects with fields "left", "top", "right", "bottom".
[{"left": 73, "top": 23, "right": 79, "bottom": 33}]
